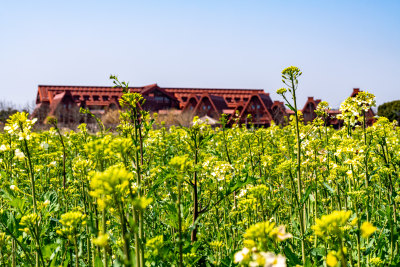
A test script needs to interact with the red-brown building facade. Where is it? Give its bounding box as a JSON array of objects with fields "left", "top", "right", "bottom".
[
  {"left": 31, "top": 84, "right": 374, "bottom": 127},
  {"left": 32, "top": 84, "right": 278, "bottom": 126}
]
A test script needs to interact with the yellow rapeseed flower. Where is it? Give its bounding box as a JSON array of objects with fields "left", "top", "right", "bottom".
[
  {"left": 350, "top": 217, "right": 358, "bottom": 226},
  {"left": 92, "top": 233, "right": 109, "bottom": 247},
  {"left": 146, "top": 235, "right": 164, "bottom": 255},
  {"left": 169, "top": 155, "right": 192, "bottom": 173},
  {"left": 369, "top": 257, "right": 383, "bottom": 266},
  {"left": 282, "top": 66, "right": 301, "bottom": 77},
  {"left": 90, "top": 165, "right": 132, "bottom": 208},
  {"left": 209, "top": 240, "right": 224, "bottom": 249},
  {"left": 58, "top": 211, "right": 86, "bottom": 241},
  {"left": 0, "top": 232, "right": 9, "bottom": 246},
  {"left": 312, "top": 210, "right": 352, "bottom": 238},
  {"left": 326, "top": 251, "right": 338, "bottom": 267},
  {"left": 244, "top": 221, "right": 276, "bottom": 242},
  {"left": 20, "top": 213, "right": 38, "bottom": 227},
  {"left": 276, "top": 88, "right": 287, "bottom": 95},
  {"left": 360, "top": 221, "right": 377, "bottom": 238}
]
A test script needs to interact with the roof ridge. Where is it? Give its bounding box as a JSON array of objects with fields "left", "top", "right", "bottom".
[{"left": 38, "top": 84, "right": 264, "bottom": 91}]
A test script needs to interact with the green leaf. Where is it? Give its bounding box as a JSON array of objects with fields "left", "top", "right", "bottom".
[
  {"left": 364, "top": 239, "right": 375, "bottom": 255},
  {"left": 323, "top": 182, "right": 335, "bottom": 195},
  {"left": 94, "top": 256, "right": 103, "bottom": 267},
  {"left": 310, "top": 247, "right": 325, "bottom": 257},
  {"left": 50, "top": 243, "right": 62, "bottom": 261},
  {"left": 42, "top": 243, "right": 58, "bottom": 259},
  {"left": 304, "top": 257, "right": 313, "bottom": 267},
  {"left": 271, "top": 203, "right": 280, "bottom": 215},
  {"left": 6, "top": 212, "right": 16, "bottom": 234},
  {"left": 63, "top": 252, "right": 71, "bottom": 267},
  {"left": 284, "top": 246, "right": 301, "bottom": 265},
  {"left": 285, "top": 103, "right": 296, "bottom": 112},
  {"left": 147, "top": 170, "right": 173, "bottom": 196},
  {"left": 228, "top": 174, "right": 256, "bottom": 194},
  {"left": 299, "top": 185, "right": 313, "bottom": 206}
]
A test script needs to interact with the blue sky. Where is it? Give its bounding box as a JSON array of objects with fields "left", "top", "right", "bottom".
[{"left": 1, "top": 0, "right": 399, "bottom": 109}]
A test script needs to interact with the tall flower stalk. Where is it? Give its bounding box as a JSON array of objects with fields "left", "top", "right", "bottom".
[
  {"left": 112, "top": 75, "right": 151, "bottom": 267},
  {"left": 4, "top": 113, "right": 42, "bottom": 266},
  {"left": 277, "top": 66, "right": 306, "bottom": 264},
  {"left": 46, "top": 117, "right": 67, "bottom": 189}
]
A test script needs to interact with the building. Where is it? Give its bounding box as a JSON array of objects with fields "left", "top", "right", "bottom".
[
  {"left": 31, "top": 84, "right": 374, "bottom": 127},
  {"left": 31, "top": 84, "right": 276, "bottom": 126}
]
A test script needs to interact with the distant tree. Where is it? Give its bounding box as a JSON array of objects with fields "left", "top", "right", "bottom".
[
  {"left": 0, "top": 100, "right": 18, "bottom": 123},
  {"left": 0, "top": 100, "right": 34, "bottom": 124},
  {"left": 0, "top": 107, "right": 19, "bottom": 123},
  {"left": 377, "top": 100, "right": 400, "bottom": 123}
]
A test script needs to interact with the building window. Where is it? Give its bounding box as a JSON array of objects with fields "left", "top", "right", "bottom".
[
  {"left": 83, "top": 95, "right": 90, "bottom": 101},
  {"left": 102, "top": 96, "right": 109, "bottom": 101},
  {"left": 73, "top": 95, "right": 80, "bottom": 101},
  {"left": 93, "top": 95, "right": 99, "bottom": 101},
  {"left": 155, "top": 96, "right": 170, "bottom": 104}
]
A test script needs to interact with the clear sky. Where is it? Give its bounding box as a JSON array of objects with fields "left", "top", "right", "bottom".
[{"left": 1, "top": 0, "right": 399, "bottom": 109}]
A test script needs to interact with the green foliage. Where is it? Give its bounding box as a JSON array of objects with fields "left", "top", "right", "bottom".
[
  {"left": 0, "top": 73, "right": 399, "bottom": 266},
  {"left": 378, "top": 100, "right": 400, "bottom": 123},
  {"left": 0, "top": 107, "right": 19, "bottom": 123}
]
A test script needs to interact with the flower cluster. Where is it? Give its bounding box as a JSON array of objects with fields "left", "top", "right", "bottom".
[
  {"left": 57, "top": 211, "right": 87, "bottom": 241},
  {"left": 234, "top": 248, "right": 286, "bottom": 267},
  {"left": 276, "top": 88, "right": 287, "bottom": 95},
  {"left": 360, "top": 221, "right": 377, "bottom": 238},
  {"left": 282, "top": 66, "right": 302, "bottom": 78},
  {"left": 90, "top": 165, "right": 132, "bottom": 208},
  {"left": 315, "top": 101, "right": 330, "bottom": 117},
  {"left": 312, "top": 210, "right": 352, "bottom": 239},
  {"left": 19, "top": 213, "right": 39, "bottom": 234},
  {"left": 92, "top": 233, "right": 109, "bottom": 247},
  {"left": 337, "top": 92, "right": 376, "bottom": 126},
  {"left": 234, "top": 221, "right": 290, "bottom": 266},
  {"left": 338, "top": 97, "right": 361, "bottom": 126},
  {"left": 4, "top": 112, "right": 37, "bottom": 140}
]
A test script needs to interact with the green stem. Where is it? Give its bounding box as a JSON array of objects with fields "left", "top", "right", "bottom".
[
  {"left": 75, "top": 236, "right": 79, "bottom": 267},
  {"left": 291, "top": 77, "right": 306, "bottom": 264},
  {"left": 102, "top": 209, "right": 108, "bottom": 267},
  {"left": 178, "top": 177, "right": 183, "bottom": 267},
  {"left": 119, "top": 201, "right": 131, "bottom": 266}
]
